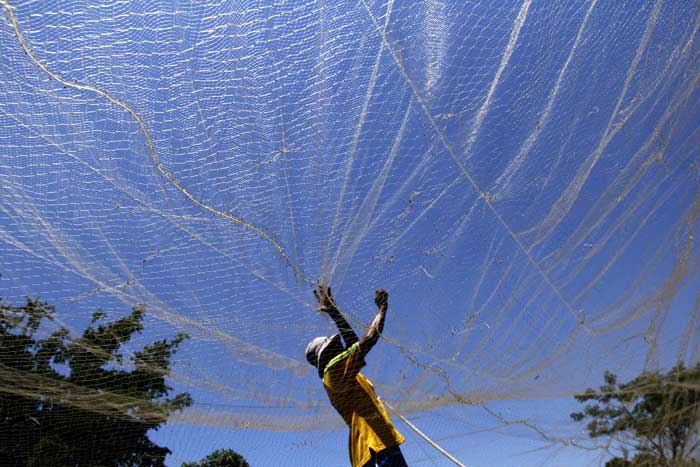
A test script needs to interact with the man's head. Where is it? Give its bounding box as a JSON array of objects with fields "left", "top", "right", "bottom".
[{"left": 305, "top": 334, "right": 343, "bottom": 378}]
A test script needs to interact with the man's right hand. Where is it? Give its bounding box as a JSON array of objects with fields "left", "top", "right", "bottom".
[{"left": 374, "top": 289, "right": 388, "bottom": 308}]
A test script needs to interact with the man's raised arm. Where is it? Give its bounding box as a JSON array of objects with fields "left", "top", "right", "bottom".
[
  {"left": 358, "top": 289, "right": 388, "bottom": 358},
  {"left": 315, "top": 285, "right": 359, "bottom": 347}
]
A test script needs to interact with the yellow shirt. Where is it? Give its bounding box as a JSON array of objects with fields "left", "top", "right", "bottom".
[{"left": 323, "top": 342, "right": 405, "bottom": 467}]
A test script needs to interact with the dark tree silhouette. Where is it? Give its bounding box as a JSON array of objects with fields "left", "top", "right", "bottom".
[
  {"left": 571, "top": 364, "right": 700, "bottom": 466},
  {"left": 181, "top": 449, "right": 250, "bottom": 467},
  {"left": 0, "top": 296, "right": 192, "bottom": 467}
]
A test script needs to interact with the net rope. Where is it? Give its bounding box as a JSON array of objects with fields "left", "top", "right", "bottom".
[{"left": 2, "top": 0, "right": 700, "bottom": 464}]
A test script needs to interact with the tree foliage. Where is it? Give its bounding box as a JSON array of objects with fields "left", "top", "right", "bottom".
[
  {"left": 181, "top": 449, "right": 250, "bottom": 467},
  {"left": 0, "top": 296, "right": 192, "bottom": 467},
  {"left": 571, "top": 364, "right": 700, "bottom": 466}
]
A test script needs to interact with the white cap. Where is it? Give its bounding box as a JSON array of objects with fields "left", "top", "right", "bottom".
[{"left": 305, "top": 334, "right": 340, "bottom": 376}]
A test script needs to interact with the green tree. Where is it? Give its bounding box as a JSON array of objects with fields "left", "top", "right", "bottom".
[
  {"left": 0, "top": 296, "right": 192, "bottom": 467},
  {"left": 571, "top": 363, "right": 700, "bottom": 466},
  {"left": 181, "top": 449, "right": 250, "bottom": 467}
]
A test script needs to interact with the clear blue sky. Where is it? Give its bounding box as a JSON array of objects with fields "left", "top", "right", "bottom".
[
  {"left": 152, "top": 397, "right": 610, "bottom": 466},
  {"left": 1, "top": 0, "right": 700, "bottom": 466}
]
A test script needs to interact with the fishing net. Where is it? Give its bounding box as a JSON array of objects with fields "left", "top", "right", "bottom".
[{"left": 1, "top": 0, "right": 699, "bottom": 465}]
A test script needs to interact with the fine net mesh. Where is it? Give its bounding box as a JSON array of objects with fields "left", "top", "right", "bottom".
[{"left": 1, "top": 0, "right": 700, "bottom": 465}]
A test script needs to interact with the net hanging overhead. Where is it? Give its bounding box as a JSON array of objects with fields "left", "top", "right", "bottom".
[{"left": 1, "top": 0, "right": 700, "bottom": 463}]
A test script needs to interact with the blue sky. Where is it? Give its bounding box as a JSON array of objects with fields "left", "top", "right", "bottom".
[
  {"left": 152, "top": 395, "right": 610, "bottom": 466},
  {"left": 2, "top": 0, "right": 700, "bottom": 465}
]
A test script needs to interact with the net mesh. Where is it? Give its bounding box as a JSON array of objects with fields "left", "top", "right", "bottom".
[{"left": 1, "top": 0, "right": 700, "bottom": 464}]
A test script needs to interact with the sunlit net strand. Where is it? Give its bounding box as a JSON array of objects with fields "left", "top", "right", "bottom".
[
  {"left": 0, "top": 201, "right": 305, "bottom": 376},
  {"left": 5, "top": 280, "right": 258, "bottom": 416},
  {"left": 0, "top": 212, "right": 317, "bottom": 396},
  {"left": 1, "top": 0, "right": 336, "bottom": 404},
  {"left": 356, "top": 186, "right": 696, "bottom": 398},
  {"left": 0, "top": 362, "right": 174, "bottom": 424},
  {"left": 2, "top": 0, "right": 417, "bottom": 372},
  {"left": 370, "top": 6, "right": 693, "bottom": 372},
  {"left": 1, "top": 290, "right": 315, "bottom": 413},
  {"left": 0, "top": 351, "right": 339, "bottom": 432},
  {"left": 486, "top": 175, "right": 698, "bottom": 380},
  {"left": 538, "top": 41, "right": 700, "bottom": 272},
  {"left": 4, "top": 0, "right": 696, "bottom": 380},
  {"left": 494, "top": 33, "right": 700, "bottom": 291},
  {"left": 357, "top": 0, "right": 591, "bottom": 334},
  {"left": 643, "top": 198, "right": 700, "bottom": 369},
  {"left": 1, "top": 1, "right": 700, "bottom": 466},
  {"left": 0, "top": 198, "right": 313, "bottom": 399},
  {"left": 312, "top": 1, "right": 576, "bottom": 396},
  {"left": 489, "top": 0, "right": 598, "bottom": 195},
  {"left": 382, "top": 398, "right": 466, "bottom": 467},
  {"left": 435, "top": 73, "right": 700, "bottom": 383},
  {"left": 464, "top": 180, "right": 699, "bottom": 381},
  {"left": 352, "top": 4, "right": 694, "bottom": 436},
  {"left": 1, "top": 0, "right": 315, "bottom": 287},
  {"left": 583, "top": 200, "right": 699, "bottom": 341},
  {"left": 0, "top": 3, "right": 477, "bottom": 461},
  {"left": 321, "top": 0, "right": 396, "bottom": 281},
  {"left": 355, "top": 1, "right": 700, "bottom": 380},
  {"left": 522, "top": 0, "right": 665, "bottom": 252}
]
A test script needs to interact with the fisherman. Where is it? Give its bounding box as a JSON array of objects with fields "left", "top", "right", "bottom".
[{"left": 305, "top": 285, "right": 407, "bottom": 467}]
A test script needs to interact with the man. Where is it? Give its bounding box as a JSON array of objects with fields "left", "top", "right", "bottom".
[{"left": 305, "top": 285, "right": 407, "bottom": 467}]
